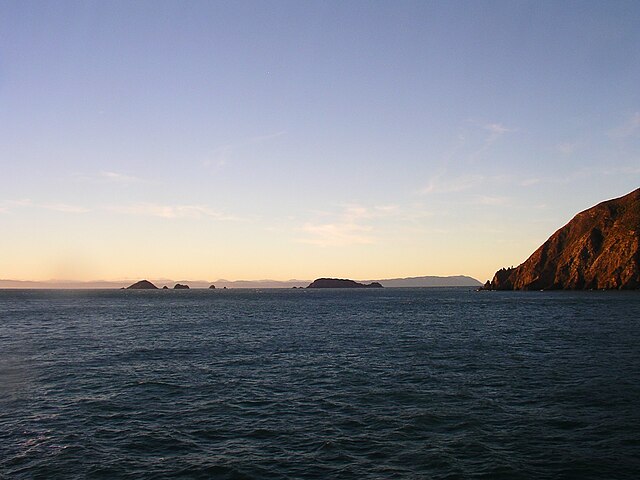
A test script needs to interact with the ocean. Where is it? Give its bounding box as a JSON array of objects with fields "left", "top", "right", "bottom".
[{"left": 1, "top": 288, "right": 639, "bottom": 479}]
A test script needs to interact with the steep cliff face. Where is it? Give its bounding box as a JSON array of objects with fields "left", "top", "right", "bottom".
[{"left": 488, "top": 188, "right": 640, "bottom": 290}]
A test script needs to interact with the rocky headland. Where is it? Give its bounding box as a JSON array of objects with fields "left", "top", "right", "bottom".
[
  {"left": 484, "top": 188, "right": 640, "bottom": 290},
  {"left": 307, "top": 278, "right": 383, "bottom": 288},
  {"left": 126, "top": 280, "right": 158, "bottom": 290}
]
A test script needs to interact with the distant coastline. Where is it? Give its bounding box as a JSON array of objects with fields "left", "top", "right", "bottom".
[{"left": 0, "top": 275, "right": 482, "bottom": 289}]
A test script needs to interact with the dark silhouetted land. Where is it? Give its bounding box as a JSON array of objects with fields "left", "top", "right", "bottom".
[
  {"left": 126, "top": 280, "right": 158, "bottom": 290},
  {"left": 307, "top": 278, "right": 383, "bottom": 288}
]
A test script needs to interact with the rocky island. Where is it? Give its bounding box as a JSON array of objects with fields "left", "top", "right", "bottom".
[
  {"left": 126, "top": 280, "right": 158, "bottom": 290},
  {"left": 307, "top": 278, "right": 383, "bottom": 288},
  {"left": 174, "top": 284, "right": 190, "bottom": 289},
  {"left": 484, "top": 188, "right": 640, "bottom": 290}
]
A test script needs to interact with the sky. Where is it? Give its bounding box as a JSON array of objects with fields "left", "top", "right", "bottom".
[{"left": 1, "top": 0, "right": 639, "bottom": 283}]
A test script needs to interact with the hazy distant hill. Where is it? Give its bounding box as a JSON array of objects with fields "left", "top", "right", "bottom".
[
  {"left": 0, "top": 275, "right": 482, "bottom": 289},
  {"left": 370, "top": 275, "right": 482, "bottom": 287},
  {"left": 210, "top": 279, "right": 308, "bottom": 289},
  {"left": 0, "top": 279, "right": 129, "bottom": 289}
]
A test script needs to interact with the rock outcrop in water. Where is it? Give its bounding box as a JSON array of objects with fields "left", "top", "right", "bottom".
[
  {"left": 126, "top": 280, "right": 158, "bottom": 290},
  {"left": 307, "top": 278, "right": 383, "bottom": 288},
  {"left": 485, "top": 188, "right": 640, "bottom": 290},
  {"left": 174, "top": 283, "right": 190, "bottom": 289}
]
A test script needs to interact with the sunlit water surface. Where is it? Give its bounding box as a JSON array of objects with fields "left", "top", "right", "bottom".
[{"left": 1, "top": 288, "right": 639, "bottom": 479}]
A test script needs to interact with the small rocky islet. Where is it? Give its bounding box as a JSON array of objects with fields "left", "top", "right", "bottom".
[
  {"left": 125, "top": 280, "right": 193, "bottom": 290},
  {"left": 125, "top": 278, "right": 384, "bottom": 290}
]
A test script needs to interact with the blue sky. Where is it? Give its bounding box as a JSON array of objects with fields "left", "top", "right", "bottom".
[{"left": 1, "top": 1, "right": 639, "bottom": 282}]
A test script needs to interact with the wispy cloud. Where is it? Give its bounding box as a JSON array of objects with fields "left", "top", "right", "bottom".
[
  {"left": 519, "top": 177, "right": 541, "bottom": 187},
  {"left": 557, "top": 142, "right": 580, "bottom": 155},
  {"left": 71, "top": 171, "right": 147, "bottom": 185},
  {"left": 0, "top": 199, "right": 31, "bottom": 213},
  {"left": 100, "top": 171, "right": 144, "bottom": 184},
  {"left": 420, "top": 173, "right": 486, "bottom": 195},
  {"left": 107, "top": 203, "right": 239, "bottom": 221},
  {"left": 608, "top": 112, "right": 640, "bottom": 138},
  {"left": 202, "top": 131, "right": 286, "bottom": 170},
  {"left": 202, "top": 145, "right": 233, "bottom": 169},
  {"left": 476, "top": 195, "right": 510, "bottom": 206},
  {"left": 475, "top": 122, "right": 514, "bottom": 157},
  {"left": 296, "top": 203, "right": 397, "bottom": 246},
  {"left": 484, "top": 123, "right": 511, "bottom": 136},
  {"left": 461, "top": 121, "right": 515, "bottom": 163},
  {"left": 2, "top": 199, "right": 32, "bottom": 208},
  {"left": 429, "top": 120, "right": 515, "bottom": 173},
  {"left": 250, "top": 130, "right": 287, "bottom": 143},
  {"left": 41, "top": 203, "right": 90, "bottom": 213},
  {"left": 602, "top": 165, "right": 640, "bottom": 175},
  {"left": 299, "top": 222, "right": 374, "bottom": 246},
  {"left": 0, "top": 199, "right": 88, "bottom": 214},
  {"left": 340, "top": 204, "right": 397, "bottom": 221}
]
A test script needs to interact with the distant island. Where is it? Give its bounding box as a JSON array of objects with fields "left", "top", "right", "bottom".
[
  {"left": 174, "top": 284, "right": 190, "bottom": 289},
  {"left": 307, "top": 278, "right": 383, "bottom": 288},
  {"left": 126, "top": 280, "right": 158, "bottom": 290},
  {"left": 483, "top": 187, "right": 640, "bottom": 290}
]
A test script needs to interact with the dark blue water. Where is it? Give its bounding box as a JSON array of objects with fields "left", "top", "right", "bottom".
[{"left": 1, "top": 288, "right": 639, "bottom": 479}]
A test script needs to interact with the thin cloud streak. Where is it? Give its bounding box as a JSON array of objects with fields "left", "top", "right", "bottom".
[
  {"left": 100, "top": 171, "right": 144, "bottom": 184},
  {"left": 477, "top": 122, "right": 514, "bottom": 156},
  {"left": 0, "top": 199, "right": 88, "bottom": 214},
  {"left": 298, "top": 222, "right": 374, "bottom": 246},
  {"left": 465, "top": 121, "right": 515, "bottom": 163},
  {"left": 296, "top": 203, "right": 399, "bottom": 246},
  {"left": 202, "top": 145, "right": 233, "bottom": 169},
  {"left": 250, "top": 130, "right": 287, "bottom": 143},
  {"left": 608, "top": 112, "right": 640, "bottom": 138},
  {"left": 0, "top": 199, "right": 32, "bottom": 213},
  {"left": 106, "top": 203, "right": 240, "bottom": 221},
  {"left": 421, "top": 121, "right": 515, "bottom": 194},
  {"left": 557, "top": 142, "right": 580, "bottom": 155},
  {"left": 484, "top": 123, "right": 512, "bottom": 135},
  {"left": 602, "top": 165, "right": 640, "bottom": 175},
  {"left": 42, "top": 203, "right": 90, "bottom": 213},
  {"left": 71, "top": 171, "right": 148, "bottom": 185},
  {"left": 476, "top": 195, "right": 510, "bottom": 206},
  {"left": 420, "top": 174, "right": 485, "bottom": 195},
  {"left": 520, "top": 177, "right": 541, "bottom": 187}
]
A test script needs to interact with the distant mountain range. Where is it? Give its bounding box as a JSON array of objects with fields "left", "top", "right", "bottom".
[{"left": 0, "top": 275, "right": 481, "bottom": 289}]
